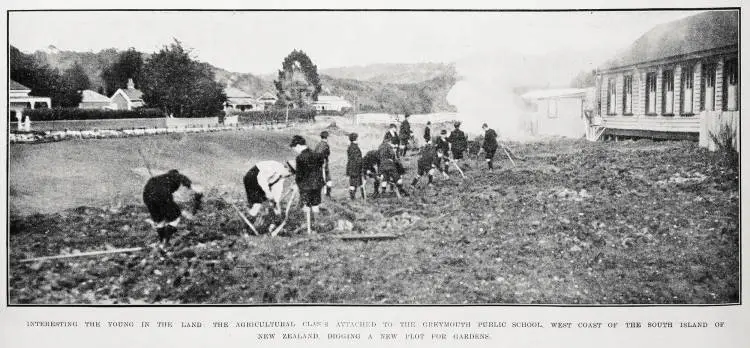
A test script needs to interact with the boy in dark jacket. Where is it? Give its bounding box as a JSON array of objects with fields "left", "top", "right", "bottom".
[
  {"left": 411, "top": 143, "right": 443, "bottom": 187},
  {"left": 481, "top": 123, "right": 499, "bottom": 170},
  {"left": 362, "top": 150, "right": 382, "bottom": 198},
  {"left": 399, "top": 114, "right": 412, "bottom": 157},
  {"left": 143, "top": 169, "right": 203, "bottom": 246},
  {"left": 314, "top": 130, "right": 332, "bottom": 198},
  {"left": 423, "top": 121, "right": 432, "bottom": 145},
  {"left": 290, "top": 135, "right": 325, "bottom": 234},
  {"left": 379, "top": 158, "right": 409, "bottom": 197},
  {"left": 384, "top": 123, "right": 400, "bottom": 159},
  {"left": 346, "top": 133, "right": 364, "bottom": 200},
  {"left": 447, "top": 121, "right": 468, "bottom": 161},
  {"left": 435, "top": 129, "right": 451, "bottom": 177}
]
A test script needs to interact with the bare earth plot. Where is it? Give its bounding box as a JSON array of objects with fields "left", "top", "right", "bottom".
[{"left": 8, "top": 130, "right": 739, "bottom": 304}]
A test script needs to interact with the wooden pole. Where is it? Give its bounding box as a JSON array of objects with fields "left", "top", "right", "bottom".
[
  {"left": 19, "top": 247, "right": 143, "bottom": 263},
  {"left": 230, "top": 202, "right": 259, "bottom": 236}
]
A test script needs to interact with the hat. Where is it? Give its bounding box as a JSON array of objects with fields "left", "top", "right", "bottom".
[
  {"left": 348, "top": 132, "right": 359, "bottom": 142},
  {"left": 426, "top": 121, "right": 431, "bottom": 125},
  {"left": 440, "top": 129, "right": 447, "bottom": 135},
  {"left": 289, "top": 135, "right": 306, "bottom": 147},
  {"left": 482, "top": 123, "right": 488, "bottom": 128},
  {"left": 389, "top": 123, "right": 397, "bottom": 128},
  {"left": 320, "top": 130, "right": 329, "bottom": 139},
  {"left": 454, "top": 121, "right": 462, "bottom": 128}
]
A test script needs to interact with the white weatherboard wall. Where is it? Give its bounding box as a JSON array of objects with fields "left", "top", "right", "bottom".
[{"left": 530, "top": 97, "right": 585, "bottom": 138}]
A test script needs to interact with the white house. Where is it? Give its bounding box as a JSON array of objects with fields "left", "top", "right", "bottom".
[
  {"left": 110, "top": 78, "right": 145, "bottom": 110},
  {"left": 521, "top": 88, "right": 593, "bottom": 138},
  {"left": 9, "top": 79, "right": 51, "bottom": 127},
  {"left": 257, "top": 92, "right": 278, "bottom": 110},
  {"left": 313, "top": 95, "right": 353, "bottom": 113},
  {"left": 224, "top": 87, "right": 262, "bottom": 111},
  {"left": 79, "top": 89, "right": 115, "bottom": 110}
]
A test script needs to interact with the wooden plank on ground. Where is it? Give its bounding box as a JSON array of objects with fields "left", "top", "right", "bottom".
[
  {"left": 339, "top": 234, "right": 398, "bottom": 241},
  {"left": 19, "top": 247, "right": 144, "bottom": 263}
]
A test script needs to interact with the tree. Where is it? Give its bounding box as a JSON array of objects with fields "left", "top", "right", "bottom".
[
  {"left": 274, "top": 50, "right": 322, "bottom": 109},
  {"left": 10, "top": 45, "right": 71, "bottom": 107},
  {"left": 101, "top": 48, "right": 144, "bottom": 96},
  {"left": 140, "top": 40, "right": 226, "bottom": 118},
  {"left": 570, "top": 69, "right": 597, "bottom": 88},
  {"left": 57, "top": 62, "right": 91, "bottom": 107}
]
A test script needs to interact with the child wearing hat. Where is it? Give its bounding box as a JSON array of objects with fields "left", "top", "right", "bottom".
[
  {"left": 435, "top": 129, "right": 451, "bottom": 177},
  {"left": 290, "top": 135, "right": 325, "bottom": 234},
  {"left": 448, "top": 121, "right": 468, "bottom": 162},
  {"left": 345, "top": 132, "right": 364, "bottom": 200},
  {"left": 481, "top": 123, "right": 499, "bottom": 171},
  {"left": 314, "top": 130, "right": 332, "bottom": 198}
]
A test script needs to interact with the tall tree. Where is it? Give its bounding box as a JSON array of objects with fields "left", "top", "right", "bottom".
[
  {"left": 101, "top": 48, "right": 144, "bottom": 95},
  {"left": 140, "top": 40, "right": 226, "bottom": 118},
  {"left": 274, "top": 50, "right": 322, "bottom": 109},
  {"left": 9, "top": 45, "right": 72, "bottom": 107},
  {"left": 56, "top": 62, "right": 91, "bottom": 107}
]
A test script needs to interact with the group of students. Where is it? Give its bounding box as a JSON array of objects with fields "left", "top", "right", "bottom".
[{"left": 141, "top": 118, "right": 502, "bottom": 245}]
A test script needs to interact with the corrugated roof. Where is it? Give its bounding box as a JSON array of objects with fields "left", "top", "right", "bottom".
[
  {"left": 259, "top": 92, "right": 278, "bottom": 100},
  {"left": 225, "top": 87, "right": 252, "bottom": 98},
  {"left": 228, "top": 97, "right": 257, "bottom": 105},
  {"left": 81, "top": 89, "right": 111, "bottom": 103},
  {"left": 316, "top": 95, "right": 346, "bottom": 102},
  {"left": 602, "top": 10, "right": 738, "bottom": 70},
  {"left": 521, "top": 88, "right": 588, "bottom": 100},
  {"left": 10, "top": 79, "right": 30, "bottom": 91}
]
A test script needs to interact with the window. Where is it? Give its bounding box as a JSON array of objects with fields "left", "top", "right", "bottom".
[
  {"left": 662, "top": 69, "right": 674, "bottom": 115},
  {"left": 547, "top": 99, "right": 558, "bottom": 118},
  {"left": 607, "top": 78, "right": 617, "bottom": 115},
  {"left": 681, "top": 65, "right": 694, "bottom": 115},
  {"left": 622, "top": 75, "right": 633, "bottom": 115},
  {"left": 645, "top": 72, "right": 657, "bottom": 115},
  {"left": 701, "top": 63, "right": 716, "bottom": 111},
  {"left": 723, "top": 58, "right": 738, "bottom": 111}
]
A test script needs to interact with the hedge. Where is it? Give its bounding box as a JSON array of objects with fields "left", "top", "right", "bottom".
[
  {"left": 227, "top": 109, "right": 316, "bottom": 124},
  {"left": 24, "top": 108, "right": 166, "bottom": 121}
]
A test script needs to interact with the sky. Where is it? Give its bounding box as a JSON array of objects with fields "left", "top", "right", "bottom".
[{"left": 9, "top": 10, "right": 702, "bottom": 75}]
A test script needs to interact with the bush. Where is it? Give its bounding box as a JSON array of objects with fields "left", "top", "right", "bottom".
[
  {"left": 25, "top": 108, "right": 165, "bottom": 121},
  {"left": 709, "top": 123, "right": 739, "bottom": 170},
  {"left": 227, "top": 109, "right": 316, "bottom": 124}
]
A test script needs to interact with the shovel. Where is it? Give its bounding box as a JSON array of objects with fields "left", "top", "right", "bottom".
[
  {"left": 230, "top": 201, "right": 259, "bottom": 236},
  {"left": 449, "top": 159, "right": 466, "bottom": 178},
  {"left": 271, "top": 189, "right": 298, "bottom": 237}
]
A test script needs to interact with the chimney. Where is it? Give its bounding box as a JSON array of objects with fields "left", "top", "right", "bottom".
[{"left": 127, "top": 78, "right": 135, "bottom": 89}]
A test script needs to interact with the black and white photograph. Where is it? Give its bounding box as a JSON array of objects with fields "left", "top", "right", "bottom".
[{"left": 5, "top": 7, "right": 740, "bottom": 306}]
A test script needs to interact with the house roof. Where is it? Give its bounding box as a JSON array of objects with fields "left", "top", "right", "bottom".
[
  {"left": 521, "top": 88, "right": 588, "bottom": 100},
  {"left": 316, "top": 95, "right": 346, "bottom": 102},
  {"left": 81, "top": 89, "right": 111, "bottom": 103},
  {"left": 227, "top": 97, "right": 258, "bottom": 105},
  {"left": 601, "top": 10, "right": 738, "bottom": 70},
  {"left": 225, "top": 87, "right": 252, "bottom": 98},
  {"left": 121, "top": 88, "right": 144, "bottom": 101},
  {"left": 10, "top": 80, "right": 31, "bottom": 91},
  {"left": 259, "top": 92, "right": 278, "bottom": 100}
]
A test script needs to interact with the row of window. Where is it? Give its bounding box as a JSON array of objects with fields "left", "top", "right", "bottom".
[{"left": 604, "top": 58, "right": 738, "bottom": 116}]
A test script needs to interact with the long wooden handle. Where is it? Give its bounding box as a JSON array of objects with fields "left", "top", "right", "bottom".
[
  {"left": 231, "top": 202, "right": 259, "bottom": 236},
  {"left": 19, "top": 247, "right": 143, "bottom": 263}
]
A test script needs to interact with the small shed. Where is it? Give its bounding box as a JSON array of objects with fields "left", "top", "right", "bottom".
[
  {"left": 110, "top": 78, "right": 145, "bottom": 110},
  {"left": 79, "top": 90, "right": 115, "bottom": 110},
  {"left": 521, "top": 88, "right": 592, "bottom": 138}
]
